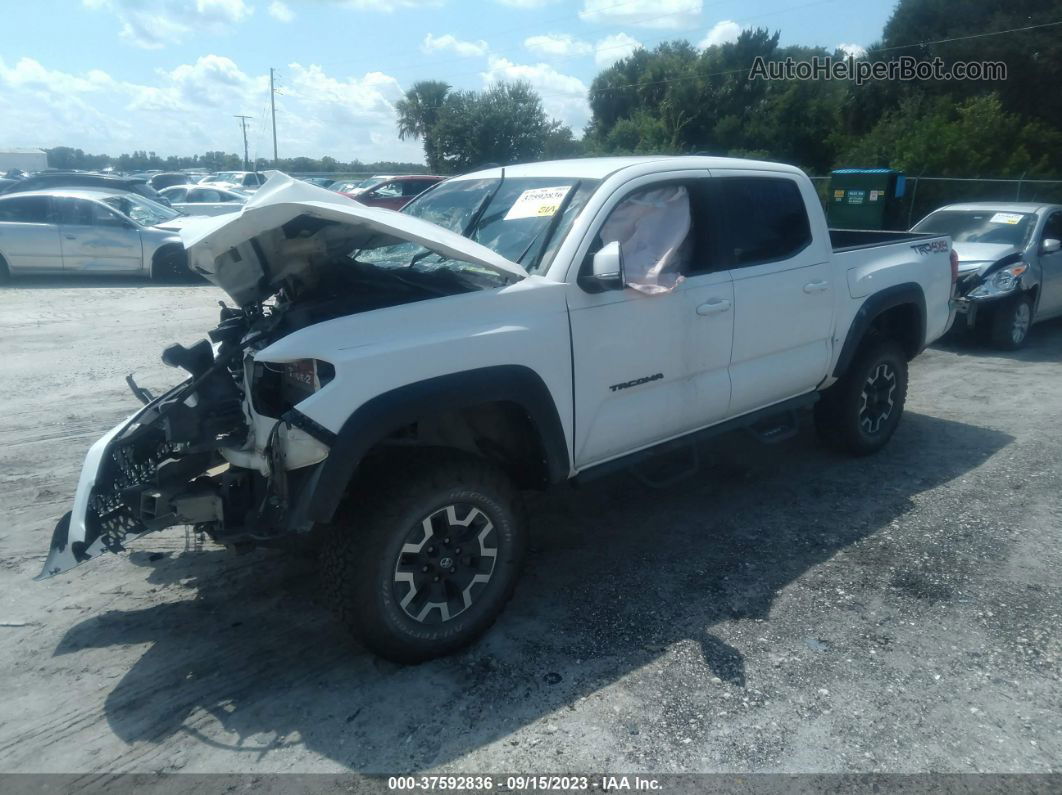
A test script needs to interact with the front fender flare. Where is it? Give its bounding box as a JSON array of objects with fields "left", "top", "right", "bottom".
[{"left": 304, "top": 365, "right": 570, "bottom": 524}]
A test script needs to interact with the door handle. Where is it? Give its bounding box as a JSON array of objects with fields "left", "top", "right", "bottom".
[
  {"left": 65, "top": 235, "right": 77, "bottom": 240},
  {"left": 696, "top": 298, "right": 732, "bottom": 315},
  {"left": 803, "top": 280, "right": 829, "bottom": 293}
]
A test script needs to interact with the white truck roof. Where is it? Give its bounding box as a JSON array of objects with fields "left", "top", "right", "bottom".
[{"left": 450, "top": 155, "right": 806, "bottom": 182}]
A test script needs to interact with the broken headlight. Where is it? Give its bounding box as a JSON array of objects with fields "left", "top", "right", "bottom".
[
  {"left": 252, "top": 358, "right": 335, "bottom": 418},
  {"left": 969, "top": 263, "right": 1028, "bottom": 298}
]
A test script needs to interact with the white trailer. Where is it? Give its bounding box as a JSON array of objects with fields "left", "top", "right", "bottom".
[{"left": 0, "top": 149, "right": 47, "bottom": 173}]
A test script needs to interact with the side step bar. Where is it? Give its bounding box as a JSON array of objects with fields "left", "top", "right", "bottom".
[{"left": 575, "top": 392, "right": 819, "bottom": 486}]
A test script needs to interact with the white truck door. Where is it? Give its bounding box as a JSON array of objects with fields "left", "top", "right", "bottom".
[
  {"left": 567, "top": 174, "right": 734, "bottom": 469},
  {"left": 713, "top": 172, "right": 834, "bottom": 417}
]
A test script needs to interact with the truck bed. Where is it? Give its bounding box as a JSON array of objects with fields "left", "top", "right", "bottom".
[{"left": 830, "top": 229, "right": 938, "bottom": 252}]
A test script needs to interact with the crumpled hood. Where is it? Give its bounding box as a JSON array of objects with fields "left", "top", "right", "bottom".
[
  {"left": 952, "top": 242, "right": 1021, "bottom": 275},
  {"left": 181, "top": 174, "right": 527, "bottom": 305}
]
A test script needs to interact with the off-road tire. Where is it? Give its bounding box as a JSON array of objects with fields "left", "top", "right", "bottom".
[
  {"left": 815, "top": 338, "right": 908, "bottom": 456},
  {"left": 151, "top": 246, "right": 188, "bottom": 283},
  {"left": 320, "top": 450, "right": 527, "bottom": 664},
  {"left": 988, "top": 293, "right": 1033, "bottom": 350}
]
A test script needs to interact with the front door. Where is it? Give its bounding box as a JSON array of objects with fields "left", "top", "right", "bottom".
[
  {"left": 567, "top": 173, "right": 734, "bottom": 469},
  {"left": 713, "top": 172, "right": 835, "bottom": 417},
  {"left": 58, "top": 198, "right": 143, "bottom": 273},
  {"left": 1038, "top": 211, "right": 1062, "bottom": 317}
]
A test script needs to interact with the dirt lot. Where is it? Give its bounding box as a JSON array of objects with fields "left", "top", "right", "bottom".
[{"left": 1, "top": 278, "right": 1060, "bottom": 776}]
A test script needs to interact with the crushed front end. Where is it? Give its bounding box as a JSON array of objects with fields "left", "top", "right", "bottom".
[{"left": 37, "top": 304, "right": 328, "bottom": 578}]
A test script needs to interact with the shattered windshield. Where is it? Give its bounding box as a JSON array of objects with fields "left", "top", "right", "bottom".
[{"left": 354, "top": 176, "right": 599, "bottom": 277}]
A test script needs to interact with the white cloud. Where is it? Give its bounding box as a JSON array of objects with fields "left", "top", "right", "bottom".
[
  {"left": 496, "top": 0, "right": 558, "bottom": 7},
  {"left": 579, "top": 0, "right": 701, "bottom": 30},
  {"left": 836, "top": 42, "right": 868, "bottom": 59},
  {"left": 698, "top": 20, "right": 743, "bottom": 49},
  {"left": 595, "top": 33, "right": 643, "bottom": 67},
  {"left": 0, "top": 53, "right": 423, "bottom": 163},
  {"left": 82, "top": 0, "right": 253, "bottom": 48},
  {"left": 524, "top": 34, "right": 593, "bottom": 58},
  {"left": 268, "top": 1, "right": 295, "bottom": 22},
  {"left": 481, "top": 56, "right": 589, "bottom": 131},
  {"left": 422, "top": 33, "right": 490, "bottom": 58}
]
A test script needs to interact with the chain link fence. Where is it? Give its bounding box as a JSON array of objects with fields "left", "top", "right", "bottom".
[{"left": 810, "top": 175, "right": 1062, "bottom": 229}]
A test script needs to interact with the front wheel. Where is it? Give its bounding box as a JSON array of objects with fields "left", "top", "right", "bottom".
[
  {"left": 320, "top": 451, "right": 527, "bottom": 663},
  {"left": 988, "top": 293, "right": 1033, "bottom": 350},
  {"left": 815, "top": 339, "right": 909, "bottom": 456},
  {"left": 151, "top": 247, "right": 188, "bottom": 283}
]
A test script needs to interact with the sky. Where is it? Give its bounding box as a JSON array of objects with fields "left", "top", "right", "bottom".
[{"left": 0, "top": 0, "right": 898, "bottom": 165}]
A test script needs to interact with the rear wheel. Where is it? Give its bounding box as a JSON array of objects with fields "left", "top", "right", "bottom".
[
  {"left": 988, "top": 293, "right": 1033, "bottom": 350},
  {"left": 320, "top": 451, "right": 527, "bottom": 663},
  {"left": 815, "top": 339, "right": 908, "bottom": 456}
]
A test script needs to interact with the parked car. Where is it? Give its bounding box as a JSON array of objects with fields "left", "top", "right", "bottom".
[
  {"left": 0, "top": 189, "right": 194, "bottom": 283},
  {"left": 160, "top": 185, "right": 249, "bottom": 216},
  {"left": 39, "top": 160, "right": 955, "bottom": 662},
  {"left": 148, "top": 172, "right": 195, "bottom": 191},
  {"left": 341, "top": 174, "right": 445, "bottom": 210},
  {"left": 200, "top": 171, "right": 268, "bottom": 191},
  {"left": 912, "top": 202, "right": 1062, "bottom": 349},
  {"left": 0, "top": 171, "right": 170, "bottom": 205}
]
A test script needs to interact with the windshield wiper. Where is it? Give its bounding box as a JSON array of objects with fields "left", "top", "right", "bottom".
[
  {"left": 515, "top": 180, "right": 580, "bottom": 268},
  {"left": 406, "top": 168, "right": 506, "bottom": 270}
]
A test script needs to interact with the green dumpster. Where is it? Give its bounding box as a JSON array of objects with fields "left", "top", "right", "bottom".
[{"left": 827, "top": 168, "right": 906, "bottom": 230}]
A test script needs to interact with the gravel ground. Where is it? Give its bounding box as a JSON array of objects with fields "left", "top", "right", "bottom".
[{"left": 0, "top": 278, "right": 1059, "bottom": 775}]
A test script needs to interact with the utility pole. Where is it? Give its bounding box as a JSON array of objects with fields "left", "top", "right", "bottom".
[
  {"left": 269, "top": 68, "right": 279, "bottom": 166},
  {"left": 234, "top": 114, "right": 252, "bottom": 171}
]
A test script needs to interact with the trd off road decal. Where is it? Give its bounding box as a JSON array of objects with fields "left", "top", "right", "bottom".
[
  {"left": 910, "top": 239, "right": 949, "bottom": 256},
  {"left": 609, "top": 373, "right": 664, "bottom": 392}
]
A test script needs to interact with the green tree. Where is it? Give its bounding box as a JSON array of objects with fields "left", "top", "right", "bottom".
[
  {"left": 430, "top": 81, "right": 555, "bottom": 173},
  {"left": 395, "top": 80, "right": 451, "bottom": 173}
]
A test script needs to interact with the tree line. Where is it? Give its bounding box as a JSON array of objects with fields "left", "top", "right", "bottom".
[
  {"left": 43, "top": 147, "right": 426, "bottom": 175},
  {"left": 396, "top": 0, "right": 1062, "bottom": 178}
]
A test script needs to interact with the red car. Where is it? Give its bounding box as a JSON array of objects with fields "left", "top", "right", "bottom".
[{"left": 337, "top": 175, "right": 444, "bottom": 210}]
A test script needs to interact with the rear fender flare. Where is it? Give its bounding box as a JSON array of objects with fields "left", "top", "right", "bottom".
[
  {"left": 305, "top": 365, "right": 570, "bottom": 524},
  {"left": 833, "top": 282, "right": 926, "bottom": 378}
]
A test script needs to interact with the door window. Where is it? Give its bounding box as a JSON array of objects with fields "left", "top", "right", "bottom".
[
  {"left": 1043, "top": 212, "right": 1062, "bottom": 244},
  {"left": 0, "top": 196, "right": 51, "bottom": 223},
  {"left": 191, "top": 189, "right": 222, "bottom": 203},
  {"left": 165, "top": 188, "right": 188, "bottom": 202},
  {"left": 717, "top": 177, "right": 811, "bottom": 267}
]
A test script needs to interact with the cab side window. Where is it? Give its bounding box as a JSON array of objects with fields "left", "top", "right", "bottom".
[
  {"left": 717, "top": 177, "right": 811, "bottom": 267},
  {"left": 372, "top": 181, "right": 403, "bottom": 198}
]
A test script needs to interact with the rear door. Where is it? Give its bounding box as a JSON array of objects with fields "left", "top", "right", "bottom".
[
  {"left": 58, "top": 198, "right": 144, "bottom": 273},
  {"left": 713, "top": 172, "right": 834, "bottom": 417},
  {"left": 1038, "top": 211, "right": 1062, "bottom": 317},
  {"left": 0, "top": 195, "right": 62, "bottom": 273}
]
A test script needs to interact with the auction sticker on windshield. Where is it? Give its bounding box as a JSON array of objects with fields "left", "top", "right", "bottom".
[
  {"left": 990, "top": 212, "right": 1024, "bottom": 225},
  {"left": 504, "top": 186, "right": 572, "bottom": 220}
]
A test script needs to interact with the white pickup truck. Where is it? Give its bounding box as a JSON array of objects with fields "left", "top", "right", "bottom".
[{"left": 38, "top": 159, "right": 956, "bottom": 662}]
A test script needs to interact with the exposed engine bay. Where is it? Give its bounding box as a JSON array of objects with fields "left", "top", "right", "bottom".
[{"left": 39, "top": 177, "right": 529, "bottom": 578}]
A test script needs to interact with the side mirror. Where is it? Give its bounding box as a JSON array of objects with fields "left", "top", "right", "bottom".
[
  {"left": 1042, "top": 238, "right": 1061, "bottom": 255},
  {"left": 580, "top": 240, "right": 625, "bottom": 293}
]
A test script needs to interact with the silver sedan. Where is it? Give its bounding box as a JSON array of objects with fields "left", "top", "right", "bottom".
[
  {"left": 0, "top": 188, "right": 196, "bottom": 283},
  {"left": 159, "top": 185, "right": 250, "bottom": 216}
]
